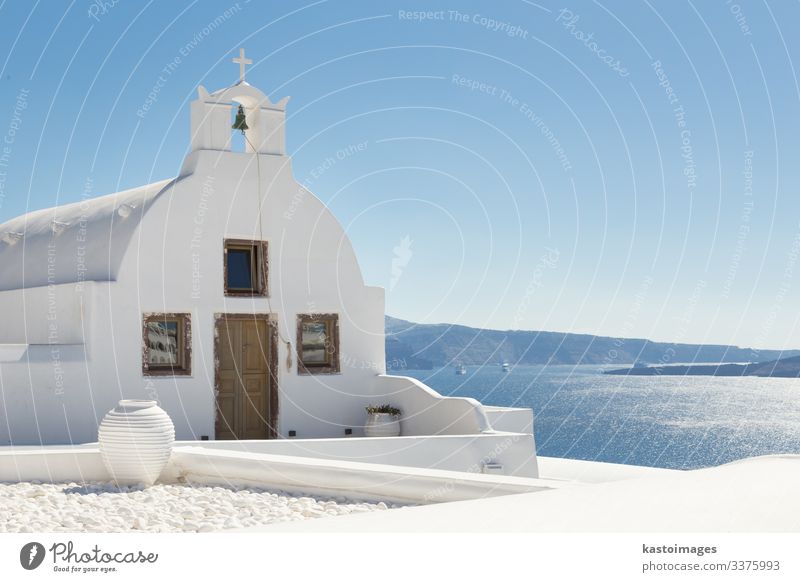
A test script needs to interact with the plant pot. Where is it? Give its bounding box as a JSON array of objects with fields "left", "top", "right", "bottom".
[
  {"left": 98, "top": 400, "right": 175, "bottom": 486},
  {"left": 364, "top": 412, "right": 401, "bottom": 437}
]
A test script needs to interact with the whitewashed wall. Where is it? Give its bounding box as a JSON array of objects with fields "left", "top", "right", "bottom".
[
  {"left": 0, "top": 148, "right": 389, "bottom": 443},
  {"left": 97, "top": 150, "right": 387, "bottom": 441}
]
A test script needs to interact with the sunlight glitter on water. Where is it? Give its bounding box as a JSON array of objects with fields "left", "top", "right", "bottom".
[{"left": 396, "top": 365, "right": 800, "bottom": 469}]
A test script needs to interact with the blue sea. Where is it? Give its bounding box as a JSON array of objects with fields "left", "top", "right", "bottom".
[{"left": 393, "top": 365, "right": 800, "bottom": 470}]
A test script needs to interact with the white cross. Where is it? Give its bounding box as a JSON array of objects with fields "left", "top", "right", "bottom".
[{"left": 232, "top": 48, "right": 252, "bottom": 83}]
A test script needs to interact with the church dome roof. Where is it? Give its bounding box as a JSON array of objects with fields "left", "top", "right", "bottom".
[{"left": 0, "top": 178, "right": 174, "bottom": 291}]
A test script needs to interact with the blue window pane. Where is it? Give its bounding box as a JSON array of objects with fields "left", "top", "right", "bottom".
[{"left": 227, "top": 248, "right": 252, "bottom": 289}]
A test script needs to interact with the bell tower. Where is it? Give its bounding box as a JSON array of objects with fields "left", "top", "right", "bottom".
[{"left": 189, "top": 48, "right": 290, "bottom": 155}]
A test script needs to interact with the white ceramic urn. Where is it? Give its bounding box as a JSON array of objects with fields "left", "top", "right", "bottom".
[
  {"left": 98, "top": 400, "right": 175, "bottom": 486},
  {"left": 364, "top": 413, "right": 401, "bottom": 437}
]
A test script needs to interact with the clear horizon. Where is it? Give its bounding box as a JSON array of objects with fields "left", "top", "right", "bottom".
[{"left": 1, "top": 1, "right": 799, "bottom": 350}]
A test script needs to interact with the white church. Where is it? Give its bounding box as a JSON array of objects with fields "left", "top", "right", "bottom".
[{"left": 0, "top": 51, "right": 536, "bottom": 476}]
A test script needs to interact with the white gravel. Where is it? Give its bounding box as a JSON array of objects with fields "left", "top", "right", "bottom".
[{"left": 0, "top": 481, "right": 402, "bottom": 533}]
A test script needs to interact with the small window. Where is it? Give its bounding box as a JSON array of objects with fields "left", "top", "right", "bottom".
[
  {"left": 224, "top": 239, "right": 268, "bottom": 296},
  {"left": 142, "top": 313, "right": 191, "bottom": 376},
  {"left": 297, "top": 313, "right": 340, "bottom": 374}
]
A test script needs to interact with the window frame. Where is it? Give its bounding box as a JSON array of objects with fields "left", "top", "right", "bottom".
[
  {"left": 296, "top": 313, "right": 340, "bottom": 375},
  {"left": 223, "top": 238, "right": 269, "bottom": 297},
  {"left": 142, "top": 312, "right": 192, "bottom": 376}
]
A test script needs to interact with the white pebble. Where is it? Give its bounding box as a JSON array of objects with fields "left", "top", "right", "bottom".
[{"left": 0, "top": 481, "right": 402, "bottom": 533}]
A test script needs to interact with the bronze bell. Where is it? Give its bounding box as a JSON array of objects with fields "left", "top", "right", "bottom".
[{"left": 232, "top": 104, "right": 249, "bottom": 134}]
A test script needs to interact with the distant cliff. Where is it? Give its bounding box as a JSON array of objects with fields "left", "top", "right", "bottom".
[
  {"left": 605, "top": 355, "right": 800, "bottom": 377},
  {"left": 384, "top": 315, "right": 799, "bottom": 370}
]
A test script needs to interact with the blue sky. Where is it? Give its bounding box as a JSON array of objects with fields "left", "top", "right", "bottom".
[{"left": 1, "top": 1, "right": 799, "bottom": 350}]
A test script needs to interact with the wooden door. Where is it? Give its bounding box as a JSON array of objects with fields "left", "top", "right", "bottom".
[{"left": 216, "top": 317, "right": 273, "bottom": 439}]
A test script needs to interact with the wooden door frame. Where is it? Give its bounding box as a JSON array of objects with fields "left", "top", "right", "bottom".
[{"left": 213, "top": 313, "right": 279, "bottom": 439}]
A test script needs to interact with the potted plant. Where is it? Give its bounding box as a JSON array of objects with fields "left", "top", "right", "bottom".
[{"left": 364, "top": 404, "right": 402, "bottom": 437}]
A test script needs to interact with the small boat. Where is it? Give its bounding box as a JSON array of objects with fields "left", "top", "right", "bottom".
[
  {"left": 501, "top": 362, "right": 510, "bottom": 372},
  {"left": 455, "top": 363, "right": 466, "bottom": 375}
]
